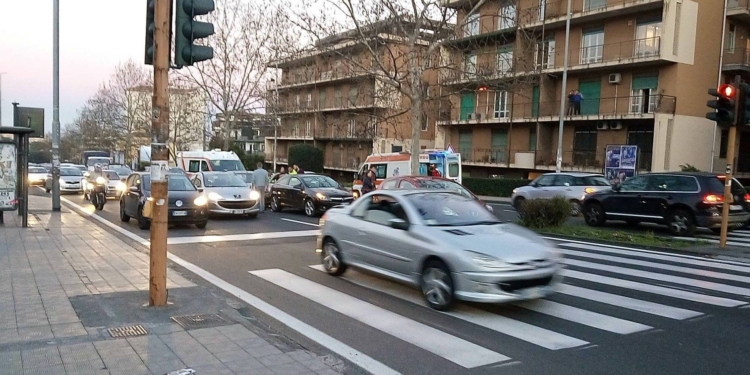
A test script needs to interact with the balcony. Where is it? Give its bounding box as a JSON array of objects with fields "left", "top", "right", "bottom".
[
  {"left": 723, "top": 48, "right": 750, "bottom": 73},
  {"left": 460, "top": 148, "right": 653, "bottom": 173},
  {"left": 273, "top": 100, "right": 387, "bottom": 115},
  {"left": 264, "top": 153, "right": 288, "bottom": 164},
  {"left": 547, "top": 37, "right": 664, "bottom": 73},
  {"left": 315, "top": 126, "right": 376, "bottom": 141},
  {"left": 449, "top": 15, "right": 517, "bottom": 47},
  {"left": 325, "top": 154, "right": 365, "bottom": 172},
  {"left": 519, "top": 0, "right": 664, "bottom": 29},
  {"left": 727, "top": 0, "right": 750, "bottom": 21},
  {"left": 275, "top": 67, "right": 375, "bottom": 89},
  {"left": 439, "top": 94, "right": 676, "bottom": 126}
]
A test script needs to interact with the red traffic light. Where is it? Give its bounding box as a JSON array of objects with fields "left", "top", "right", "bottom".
[{"left": 719, "top": 84, "right": 736, "bottom": 99}]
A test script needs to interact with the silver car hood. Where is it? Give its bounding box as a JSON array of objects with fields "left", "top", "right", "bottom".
[
  {"left": 426, "top": 223, "right": 554, "bottom": 263},
  {"left": 204, "top": 186, "right": 251, "bottom": 199}
]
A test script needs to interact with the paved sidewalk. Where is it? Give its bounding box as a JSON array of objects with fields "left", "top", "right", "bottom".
[{"left": 0, "top": 196, "right": 346, "bottom": 375}]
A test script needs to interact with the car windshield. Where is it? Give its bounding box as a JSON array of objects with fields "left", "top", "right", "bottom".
[
  {"left": 60, "top": 168, "right": 82, "bottom": 176},
  {"left": 104, "top": 172, "right": 120, "bottom": 180},
  {"left": 416, "top": 180, "right": 473, "bottom": 198},
  {"left": 301, "top": 176, "right": 339, "bottom": 188},
  {"left": 29, "top": 167, "right": 47, "bottom": 173},
  {"left": 577, "top": 176, "right": 611, "bottom": 186},
  {"left": 234, "top": 172, "right": 253, "bottom": 184},
  {"left": 87, "top": 157, "right": 110, "bottom": 167},
  {"left": 209, "top": 159, "right": 244, "bottom": 171},
  {"left": 204, "top": 173, "right": 247, "bottom": 187},
  {"left": 111, "top": 167, "right": 131, "bottom": 176},
  {"left": 142, "top": 174, "right": 196, "bottom": 191},
  {"left": 405, "top": 193, "right": 500, "bottom": 226}
]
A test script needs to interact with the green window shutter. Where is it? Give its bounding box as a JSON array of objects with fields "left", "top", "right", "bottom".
[{"left": 632, "top": 75, "right": 658, "bottom": 90}]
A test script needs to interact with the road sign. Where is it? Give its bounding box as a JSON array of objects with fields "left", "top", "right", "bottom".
[
  {"left": 15, "top": 107, "right": 44, "bottom": 138},
  {"left": 446, "top": 144, "right": 455, "bottom": 153}
]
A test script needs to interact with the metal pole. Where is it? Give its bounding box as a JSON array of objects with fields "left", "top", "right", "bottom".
[
  {"left": 273, "top": 63, "right": 279, "bottom": 172},
  {"left": 555, "top": 0, "right": 572, "bottom": 173},
  {"left": 51, "top": 0, "right": 61, "bottom": 211},
  {"left": 710, "top": 0, "right": 730, "bottom": 173},
  {"left": 149, "top": 0, "right": 170, "bottom": 307},
  {"left": 720, "top": 76, "right": 743, "bottom": 248}
]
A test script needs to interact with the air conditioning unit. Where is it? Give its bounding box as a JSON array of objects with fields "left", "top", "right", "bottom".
[
  {"left": 596, "top": 122, "right": 609, "bottom": 130},
  {"left": 608, "top": 73, "right": 622, "bottom": 84},
  {"left": 610, "top": 121, "right": 623, "bottom": 130},
  {"left": 476, "top": 113, "right": 484, "bottom": 120},
  {"left": 468, "top": 113, "right": 479, "bottom": 120}
]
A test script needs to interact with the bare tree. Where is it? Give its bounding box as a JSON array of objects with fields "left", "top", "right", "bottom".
[
  {"left": 101, "top": 60, "right": 152, "bottom": 161},
  {"left": 181, "top": 0, "right": 302, "bottom": 150},
  {"left": 169, "top": 76, "right": 206, "bottom": 153}
]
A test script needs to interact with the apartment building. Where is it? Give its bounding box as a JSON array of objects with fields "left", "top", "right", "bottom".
[
  {"left": 438, "top": 0, "right": 724, "bottom": 179},
  {"left": 265, "top": 22, "right": 442, "bottom": 176},
  {"left": 212, "top": 112, "right": 275, "bottom": 154}
]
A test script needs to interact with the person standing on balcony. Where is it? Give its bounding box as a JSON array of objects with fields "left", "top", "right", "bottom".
[
  {"left": 567, "top": 90, "right": 576, "bottom": 116},
  {"left": 573, "top": 89, "right": 583, "bottom": 115}
]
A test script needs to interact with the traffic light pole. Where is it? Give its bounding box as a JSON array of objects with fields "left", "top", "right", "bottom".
[
  {"left": 720, "top": 125, "right": 737, "bottom": 249},
  {"left": 149, "top": 0, "right": 170, "bottom": 306}
]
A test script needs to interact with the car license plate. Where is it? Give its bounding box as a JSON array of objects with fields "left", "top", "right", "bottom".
[
  {"left": 731, "top": 205, "right": 743, "bottom": 210},
  {"left": 231, "top": 209, "right": 249, "bottom": 214},
  {"left": 172, "top": 211, "right": 188, "bottom": 217},
  {"left": 520, "top": 287, "right": 545, "bottom": 299}
]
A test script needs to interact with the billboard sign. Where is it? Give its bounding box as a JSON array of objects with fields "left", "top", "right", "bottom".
[
  {"left": 0, "top": 141, "right": 17, "bottom": 211},
  {"left": 605, "top": 144, "right": 638, "bottom": 184}
]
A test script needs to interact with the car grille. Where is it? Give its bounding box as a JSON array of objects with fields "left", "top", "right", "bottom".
[
  {"left": 499, "top": 276, "right": 553, "bottom": 293},
  {"left": 218, "top": 200, "right": 256, "bottom": 209},
  {"left": 329, "top": 197, "right": 353, "bottom": 203}
]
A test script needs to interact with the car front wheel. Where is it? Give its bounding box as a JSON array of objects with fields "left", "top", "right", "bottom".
[
  {"left": 584, "top": 203, "right": 606, "bottom": 227},
  {"left": 667, "top": 209, "right": 695, "bottom": 237},
  {"left": 421, "top": 260, "right": 454, "bottom": 311},
  {"left": 137, "top": 207, "right": 150, "bottom": 230},
  {"left": 321, "top": 239, "right": 346, "bottom": 276},
  {"left": 195, "top": 220, "right": 208, "bottom": 229},
  {"left": 120, "top": 202, "right": 130, "bottom": 222},
  {"left": 304, "top": 199, "right": 316, "bottom": 217},
  {"left": 271, "top": 196, "right": 282, "bottom": 212}
]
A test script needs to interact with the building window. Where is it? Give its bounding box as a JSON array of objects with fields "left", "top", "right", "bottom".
[
  {"left": 494, "top": 91, "right": 509, "bottom": 118},
  {"left": 305, "top": 120, "right": 311, "bottom": 137},
  {"left": 573, "top": 125, "right": 598, "bottom": 165},
  {"left": 464, "top": 52, "right": 477, "bottom": 75},
  {"left": 459, "top": 129, "right": 473, "bottom": 161},
  {"left": 465, "top": 13, "right": 480, "bottom": 36},
  {"left": 293, "top": 121, "right": 300, "bottom": 137},
  {"left": 529, "top": 127, "right": 537, "bottom": 151},
  {"left": 334, "top": 88, "right": 342, "bottom": 108},
  {"left": 729, "top": 24, "right": 736, "bottom": 54},
  {"left": 585, "top": 0, "right": 607, "bottom": 11},
  {"left": 581, "top": 29, "right": 604, "bottom": 64},
  {"left": 627, "top": 125, "right": 654, "bottom": 171},
  {"left": 538, "top": 0, "right": 546, "bottom": 21},
  {"left": 499, "top": 5, "right": 516, "bottom": 30},
  {"left": 295, "top": 94, "right": 301, "bottom": 109},
  {"left": 318, "top": 90, "right": 326, "bottom": 109},
  {"left": 496, "top": 46, "right": 513, "bottom": 74},
  {"left": 349, "top": 87, "right": 358, "bottom": 107},
  {"left": 306, "top": 92, "right": 312, "bottom": 109},
  {"left": 635, "top": 20, "right": 662, "bottom": 57},
  {"left": 630, "top": 75, "right": 658, "bottom": 114},
  {"left": 348, "top": 118, "right": 356, "bottom": 137},
  {"left": 421, "top": 113, "right": 429, "bottom": 131},
  {"left": 536, "top": 39, "right": 555, "bottom": 69}
]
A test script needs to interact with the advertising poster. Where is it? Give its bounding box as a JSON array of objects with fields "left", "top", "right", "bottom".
[
  {"left": 0, "top": 142, "right": 17, "bottom": 211},
  {"left": 605, "top": 144, "right": 638, "bottom": 184}
]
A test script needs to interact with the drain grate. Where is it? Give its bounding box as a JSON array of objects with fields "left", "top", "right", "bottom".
[
  {"left": 171, "top": 314, "right": 228, "bottom": 330},
  {"left": 107, "top": 324, "right": 148, "bottom": 338}
]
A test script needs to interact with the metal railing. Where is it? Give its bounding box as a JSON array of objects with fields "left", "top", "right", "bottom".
[
  {"left": 727, "top": 0, "right": 750, "bottom": 12},
  {"left": 459, "top": 148, "right": 653, "bottom": 172},
  {"left": 326, "top": 155, "right": 364, "bottom": 171},
  {"left": 454, "top": 14, "right": 517, "bottom": 40},
  {"left": 273, "top": 99, "right": 385, "bottom": 114},
  {"left": 569, "top": 37, "right": 661, "bottom": 67},
  {"left": 723, "top": 48, "right": 750, "bottom": 68},
  {"left": 519, "top": 0, "right": 662, "bottom": 25},
  {"left": 280, "top": 66, "right": 375, "bottom": 87},
  {"left": 451, "top": 94, "right": 676, "bottom": 123}
]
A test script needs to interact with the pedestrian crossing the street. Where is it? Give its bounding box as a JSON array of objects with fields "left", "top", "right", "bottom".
[
  {"left": 695, "top": 228, "right": 750, "bottom": 248},
  {"left": 249, "top": 241, "right": 750, "bottom": 370}
]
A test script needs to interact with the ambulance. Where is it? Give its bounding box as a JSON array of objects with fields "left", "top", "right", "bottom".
[
  {"left": 176, "top": 149, "right": 245, "bottom": 175},
  {"left": 352, "top": 150, "right": 462, "bottom": 198}
]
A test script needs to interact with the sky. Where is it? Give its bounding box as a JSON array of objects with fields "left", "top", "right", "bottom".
[{"left": 0, "top": 1, "right": 145, "bottom": 132}]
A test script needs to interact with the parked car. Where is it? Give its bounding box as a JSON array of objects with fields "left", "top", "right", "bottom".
[
  {"left": 119, "top": 172, "right": 208, "bottom": 230},
  {"left": 317, "top": 190, "right": 561, "bottom": 310},
  {"left": 511, "top": 172, "right": 612, "bottom": 216},
  {"left": 28, "top": 167, "right": 49, "bottom": 186},
  {"left": 581, "top": 172, "right": 750, "bottom": 236},
  {"left": 377, "top": 175, "right": 494, "bottom": 213},
  {"left": 191, "top": 172, "right": 260, "bottom": 218},
  {"left": 45, "top": 167, "right": 84, "bottom": 193},
  {"left": 270, "top": 174, "right": 353, "bottom": 216}
]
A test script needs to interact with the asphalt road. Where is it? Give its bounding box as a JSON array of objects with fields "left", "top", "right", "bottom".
[{"left": 39, "top": 190, "right": 750, "bottom": 375}]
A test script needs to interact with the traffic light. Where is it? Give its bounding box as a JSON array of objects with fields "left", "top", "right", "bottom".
[
  {"left": 175, "top": 0, "right": 215, "bottom": 67},
  {"left": 144, "top": 0, "right": 155, "bottom": 65},
  {"left": 706, "top": 83, "right": 738, "bottom": 126},
  {"left": 740, "top": 83, "right": 750, "bottom": 126}
]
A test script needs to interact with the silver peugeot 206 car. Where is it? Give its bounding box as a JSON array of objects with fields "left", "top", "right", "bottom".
[
  {"left": 190, "top": 172, "right": 260, "bottom": 219},
  {"left": 316, "top": 190, "right": 562, "bottom": 311}
]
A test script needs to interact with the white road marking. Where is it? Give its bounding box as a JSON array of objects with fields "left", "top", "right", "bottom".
[
  {"left": 251, "top": 268, "right": 511, "bottom": 368},
  {"left": 309, "top": 265, "right": 588, "bottom": 350},
  {"left": 563, "top": 259, "right": 750, "bottom": 297},
  {"left": 681, "top": 236, "right": 750, "bottom": 248},
  {"left": 60, "top": 197, "right": 400, "bottom": 375},
  {"left": 513, "top": 300, "right": 652, "bottom": 334},
  {"left": 167, "top": 230, "right": 319, "bottom": 245},
  {"left": 561, "top": 269, "right": 747, "bottom": 307},
  {"left": 559, "top": 242, "right": 750, "bottom": 273},
  {"left": 562, "top": 249, "right": 750, "bottom": 284},
  {"left": 557, "top": 284, "right": 703, "bottom": 320},
  {"left": 280, "top": 218, "right": 321, "bottom": 227}
]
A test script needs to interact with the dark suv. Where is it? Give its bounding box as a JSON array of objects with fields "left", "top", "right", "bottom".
[{"left": 581, "top": 172, "right": 750, "bottom": 236}]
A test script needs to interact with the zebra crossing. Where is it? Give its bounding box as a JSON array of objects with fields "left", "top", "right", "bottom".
[
  {"left": 695, "top": 228, "right": 750, "bottom": 248},
  {"left": 248, "top": 241, "right": 750, "bottom": 371}
]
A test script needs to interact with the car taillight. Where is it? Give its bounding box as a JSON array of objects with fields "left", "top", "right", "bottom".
[
  {"left": 703, "top": 194, "right": 724, "bottom": 204},
  {"left": 584, "top": 187, "right": 595, "bottom": 194},
  {"left": 745, "top": 193, "right": 750, "bottom": 202}
]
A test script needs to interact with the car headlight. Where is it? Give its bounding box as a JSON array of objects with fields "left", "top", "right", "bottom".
[
  {"left": 249, "top": 190, "right": 261, "bottom": 200},
  {"left": 466, "top": 251, "right": 512, "bottom": 269},
  {"left": 512, "top": 188, "right": 518, "bottom": 194},
  {"left": 59, "top": 177, "right": 66, "bottom": 185},
  {"left": 485, "top": 204, "right": 494, "bottom": 213},
  {"left": 95, "top": 176, "right": 107, "bottom": 185},
  {"left": 208, "top": 192, "right": 222, "bottom": 201},
  {"left": 194, "top": 196, "right": 208, "bottom": 206},
  {"left": 116, "top": 182, "right": 127, "bottom": 192},
  {"left": 584, "top": 187, "right": 596, "bottom": 194},
  {"left": 315, "top": 192, "right": 328, "bottom": 200}
]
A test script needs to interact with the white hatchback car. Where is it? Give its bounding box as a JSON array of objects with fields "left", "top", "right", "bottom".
[{"left": 511, "top": 172, "right": 612, "bottom": 216}]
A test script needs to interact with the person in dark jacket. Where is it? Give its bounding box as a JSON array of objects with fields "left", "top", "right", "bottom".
[{"left": 361, "top": 166, "right": 376, "bottom": 194}]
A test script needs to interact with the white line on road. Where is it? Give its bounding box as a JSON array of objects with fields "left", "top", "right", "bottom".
[
  {"left": 280, "top": 218, "right": 321, "bottom": 227},
  {"left": 251, "top": 268, "right": 511, "bottom": 368},
  {"left": 309, "top": 265, "right": 588, "bottom": 350},
  {"left": 513, "top": 299, "right": 652, "bottom": 334},
  {"left": 167, "top": 230, "right": 319, "bottom": 245},
  {"left": 59, "top": 197, "right": 400, "bottom": 375}
]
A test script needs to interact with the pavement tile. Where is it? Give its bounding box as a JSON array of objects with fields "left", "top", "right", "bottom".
[
  {"left": 313, "top": 369, "right": 341, "bottom": 375},
  {"left": 287, "top": 350, "right": 317, "bottom": 362},
  {"left": 62, "top": 359, "right": 107, "bottom": 373},
  {"left": 189, "top": 363, "right": 236, "bottom": 375},
  {"left": 188, "top": 327, "right": 224, "bottom": 338},
  {"left": 258, "top": 353, "right": 297, "bottom": 367},
  {"left": 213, "top": 349, "right": 251, "bottom": 363},
  {"left": 296, "top": 359, "right": 333, "bottom": 372},
  {"left": 21, "top": 364, "right": 66, "bottom": 375},
  {"left": 234, "top": 338, "right": 270, "bottom": 350},
  {"left": 145, "top": 359, "right": 187, "bottom": 375},
  {"left": 266, "top": 362, "right": 315, "bottom": 375},
  {"left": 204, "top": 339, "right": 242, "bottom": 354},
  {"left": 93, "top": 338, "right": 133, "bottom": 351},
  {"left": 224, "top": 357, "right": 267, "bottom": 373},
  {"left": 183, "top": 353, "right": 222, "bottom": 366},
  {"left": 247, "top": 345, "right": 284, "bottom": 359},
  {"left": 17, "top": 326, "right": 54, "bottom": 341}
]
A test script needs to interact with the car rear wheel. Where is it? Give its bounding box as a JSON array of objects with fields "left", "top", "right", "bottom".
[
  {"left": 304, "top": 199, "right": 316, "bottom": 217},
  {"left": 195, "top": 220, "right": 207, "bottom": 229},
  {"left": 667, "top": 209, "right": 696, "bottom": 237},
  {"left": 119, "top": 202, "right": 130, "bottom": 222},
  {"left": 421, "top": 260, "right": 454, "bottom": 311},
  {"left": 584, "top": 203, "right": 606, "bottom": 227},
  {"left": 271, "top": 196, "right": 282, "bottom": 212},
  {"left": 137, "top": 207, "right": 150, "bottom": 230},
  {"left": 321, "top": 239, "right": 346, "bottom": 276}
]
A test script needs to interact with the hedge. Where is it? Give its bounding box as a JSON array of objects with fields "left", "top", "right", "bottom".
[
  {"left": 517, "top": 197, "right": 570, "bottom": 229},
  {"left": 288, "top": 144, "right": 324, "bottom": 173},
  {"left": 463, "top": 178, "right": 530, "bottom": 197}
]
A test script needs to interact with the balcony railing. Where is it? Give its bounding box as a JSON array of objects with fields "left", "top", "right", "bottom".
[
  {"left": 519, "top": 0, "right": 663, "bottom": 26},
  {"left": 567, "top": 37, "right": 661, "bottom": 68},
  {"left": 453, "top": 14, "right": 517, "bottom": 41},
  {"left": 264, "top": 153, "right": 289, "bottom": 164},
  {"left": 273, "top": 100, "right": 385, "bottom": 114},
  {"left": 279, "top": 66, "right": 375, "bottom": 88},
  {"left": 326, "top": 155, "right": 365, "bottom": 171},
  {"left": 728, "top": 0, "right": 750, "bottom": 12},
  {"left": 459, "top": 148, "right": 653, "bottom": 172},
  {"left": 723, "top": 48, "right": 750, "bottom": 69},
  {"left": 449, "top": 94, "right": 676, "bottom": 123}
]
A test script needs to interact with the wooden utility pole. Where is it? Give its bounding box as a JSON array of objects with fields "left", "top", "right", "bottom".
[
  {"left": 149, "top": 0, "right": 170, "bottom": 306},
  {"left": 719, "top": 75, "right": 743, "bottom": 249}
]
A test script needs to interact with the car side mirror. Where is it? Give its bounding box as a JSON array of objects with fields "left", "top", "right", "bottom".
[
  {"left": 197, "top": 187, "right": 204, "bottom": 193},
  {"left": 530, "top": 182, "right": 538, "bottom": 188},
  {"left": 389, "top": 218, "right": 409, "bottom": 230},
  {"left": 292, "top": 184, "right": 302, "bottom": 190},
  {"left": 129, "top": 186, "right": 139, "bottom": 193}
]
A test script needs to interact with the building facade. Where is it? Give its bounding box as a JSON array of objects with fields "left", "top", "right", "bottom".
[
  {"left": 439, "top": 0, "right": 724, "bottom": 179},
  {"left": 212, "top": 112, "right": 275, "bottom": 154}
]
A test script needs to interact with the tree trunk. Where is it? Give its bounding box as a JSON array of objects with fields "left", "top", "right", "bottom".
[{"left": 409, "top": 69, "right": 422, "bottom": 174}]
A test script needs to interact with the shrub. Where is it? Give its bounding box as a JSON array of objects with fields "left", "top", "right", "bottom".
[
  {"left": 680, "top": 164, "right": 700, "bottom": 172},
  {"left": 462, "top": 178, "right": 530, "bottom": 197},
  {"left": 288, "top": 144, "right": 324, "bottom": 173},
  {"left": 517, "top": 197, "right": 571, "bottom": 229}
]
